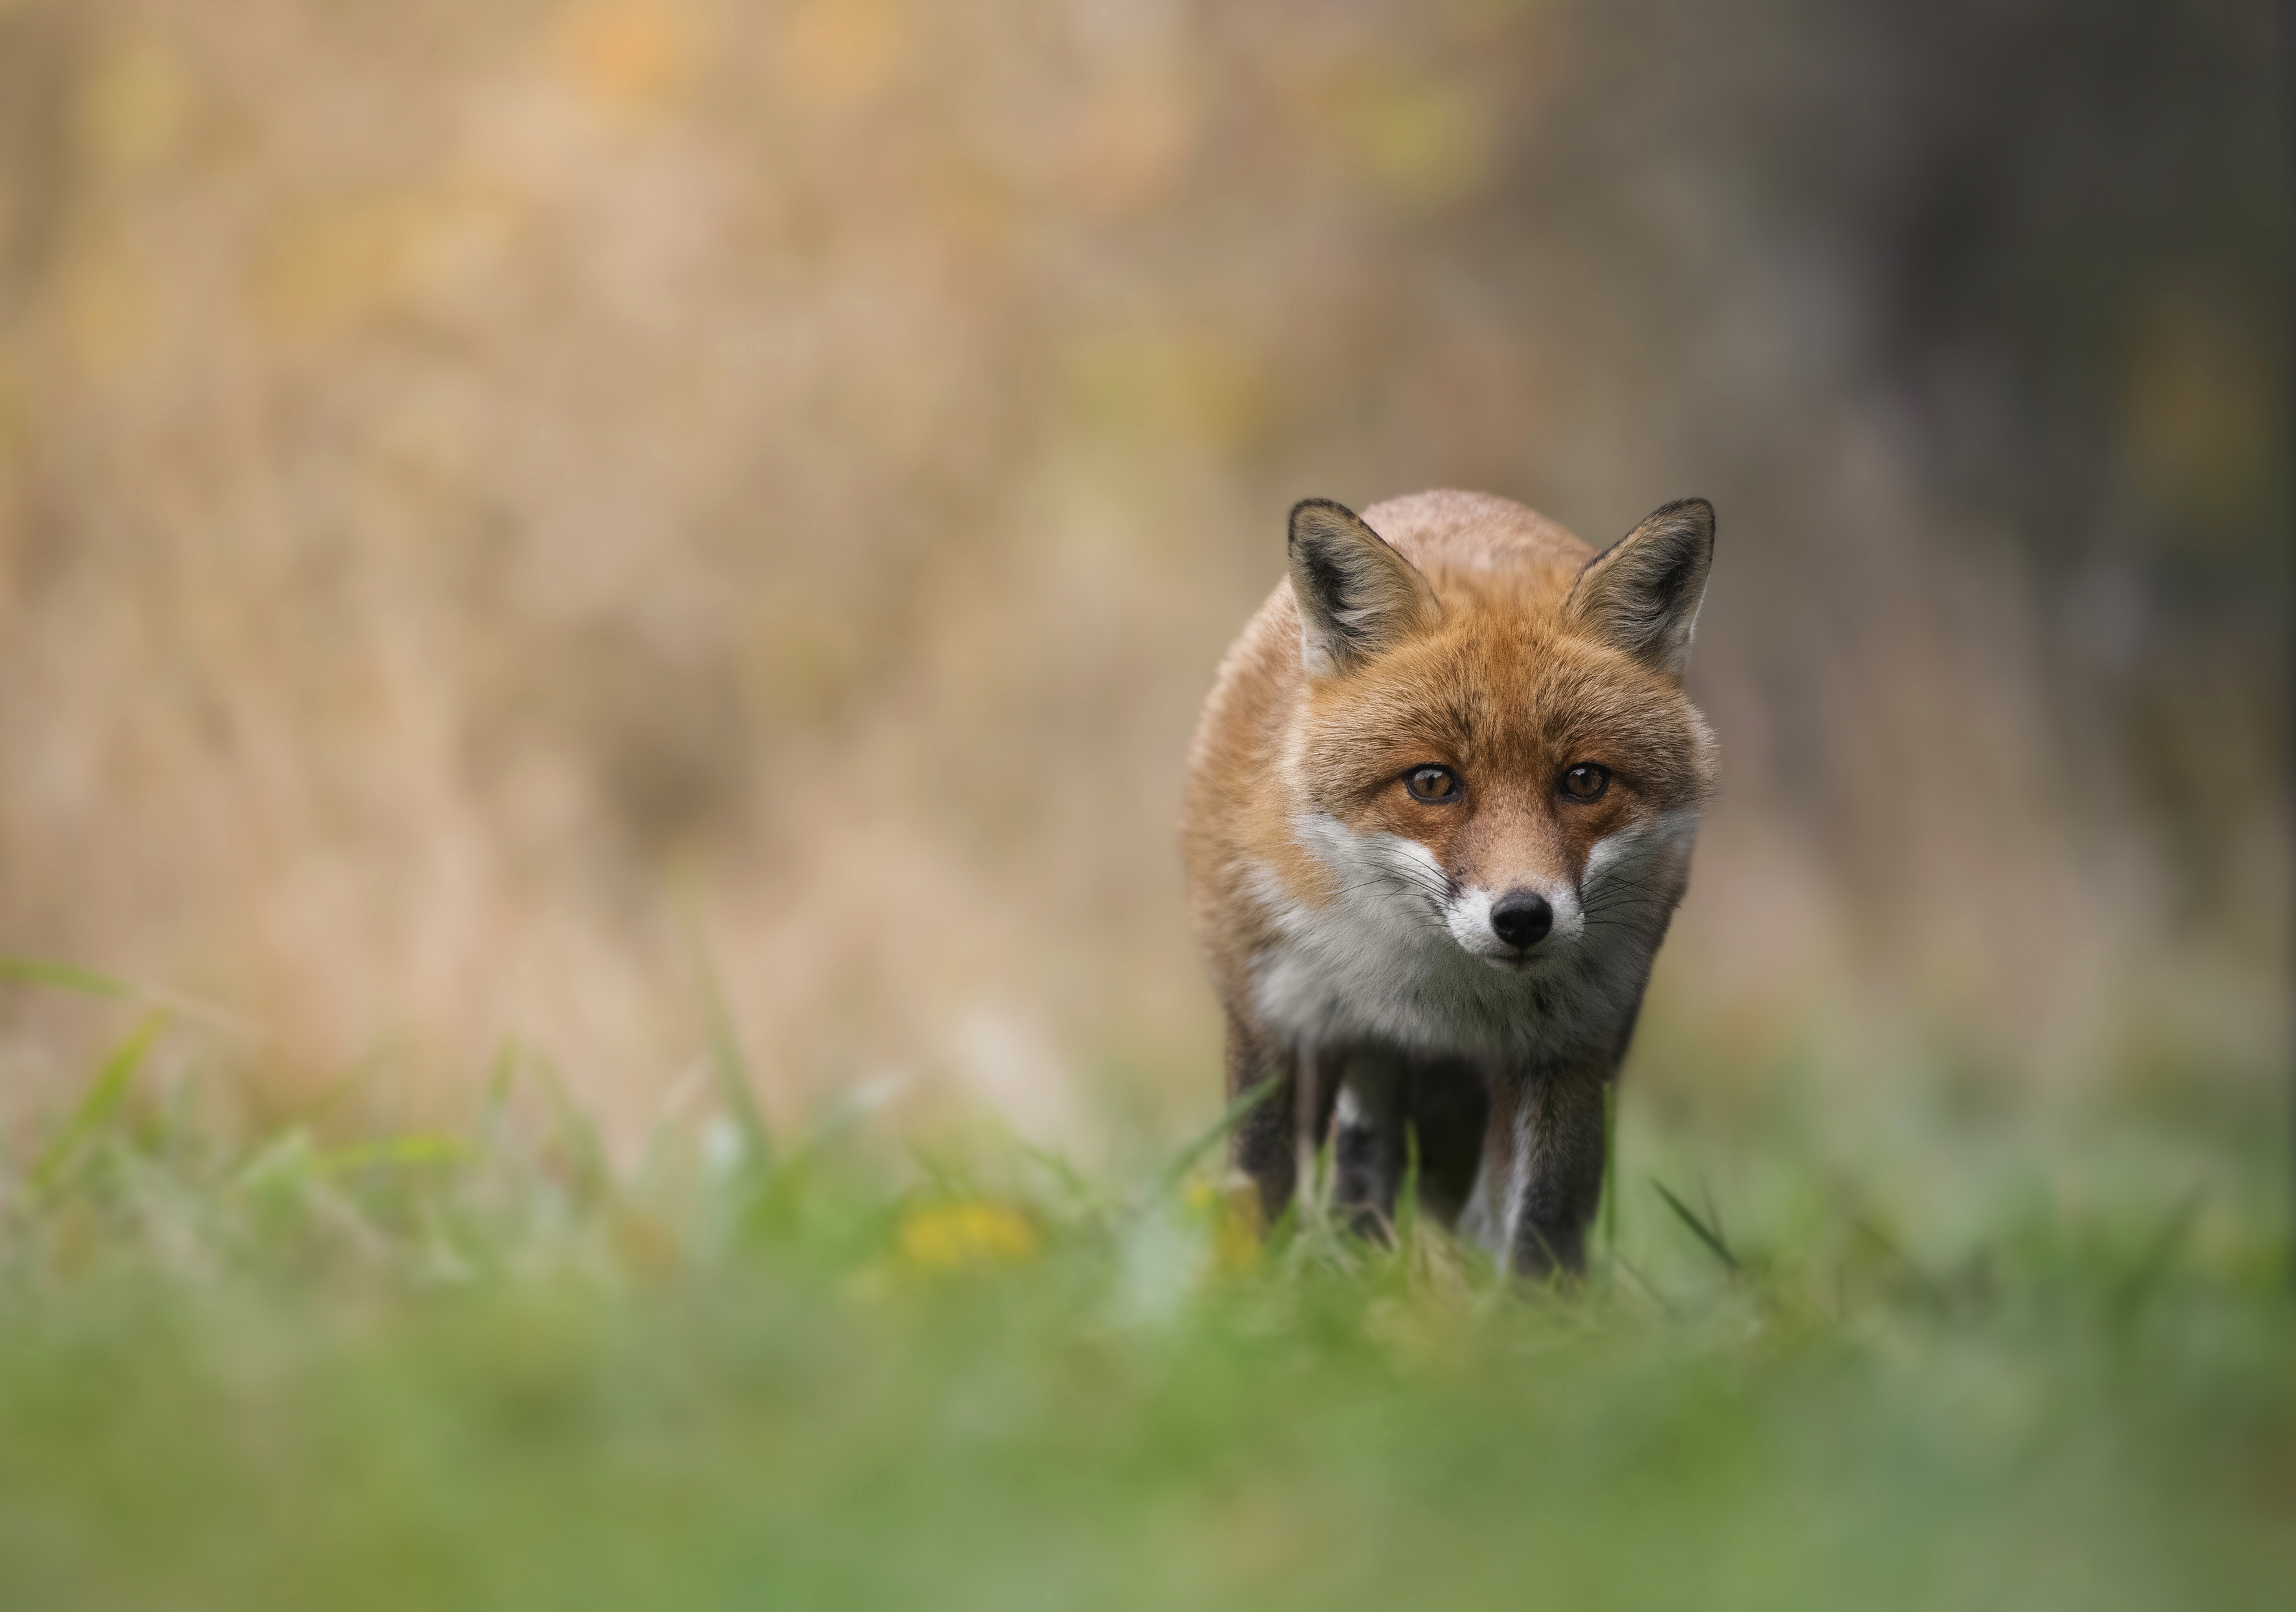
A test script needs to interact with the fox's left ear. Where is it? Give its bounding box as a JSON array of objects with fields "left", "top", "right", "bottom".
[
  {"left": 1287, "top": 498, "right": 1440, "bottom": 679},
  {"left": 1564, "top": 498, "right": 1715, "bottom": 679}
]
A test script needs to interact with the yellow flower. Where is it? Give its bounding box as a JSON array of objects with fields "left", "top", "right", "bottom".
[
  {"left": 1187, "top": 1175, "right": 1262, "bottom": 1276},
  {"left": 897, "top": 1201, "right": 1039, "bottom": 1272}
]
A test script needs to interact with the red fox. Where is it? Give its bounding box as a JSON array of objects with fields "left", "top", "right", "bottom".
[{"left": 1180, "top": 490, "right": 1717, "bottom": 1274}]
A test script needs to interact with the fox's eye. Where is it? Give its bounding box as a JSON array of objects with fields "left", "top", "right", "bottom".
[
  {"left": 1560, "top": 763, "right": 1610, "bottom": 801},
  {"left": 1404, "top": 765, "right": 1461, "bottom": 803}
]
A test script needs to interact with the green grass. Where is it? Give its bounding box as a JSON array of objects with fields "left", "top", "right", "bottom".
[{"left": 0, "top": 1007, "right": 2289, "bottom": 1609}]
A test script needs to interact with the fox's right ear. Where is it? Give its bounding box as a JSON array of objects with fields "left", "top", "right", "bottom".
[
  {"left": 1286, "top": 498, "right": 1439, "bottom": 679},
  {"left": 1564, "top": 498, "right": 1715, "bottom": 679}
]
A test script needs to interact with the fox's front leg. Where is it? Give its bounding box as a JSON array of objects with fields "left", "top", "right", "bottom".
[
  {"left": 1331, "top": 1049, "right": 1406, "bottom": 1237},
  {"left": 1225, "top": 1012, "right": 1304, "bottom": 1224},
  {"left": 1226, "top": 1014, "right": 1352, "bottom": 1226},
  {"left": 1472, "top": 1058, "right": 1608, "bottom": 1276}
]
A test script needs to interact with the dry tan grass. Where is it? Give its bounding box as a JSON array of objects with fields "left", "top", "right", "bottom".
[{"left": 0, "top": 0, "right": 2283, "bottom": 1149}]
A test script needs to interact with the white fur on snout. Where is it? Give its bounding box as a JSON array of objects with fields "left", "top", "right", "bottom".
[
  {"left": 1444, "top": 880, "right": 1584, "bottom": 963},
  {"left": 1443, "top": 886, "right": 1499, "bottom": 956}
]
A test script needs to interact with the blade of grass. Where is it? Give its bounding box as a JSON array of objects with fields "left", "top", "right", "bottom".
[
  {"left": 233, "top": 1128, "right": 318, "bottom": 1194},
  {"left": 1297, "top": 1130, "right": 1348, "bottom": 1266},
  {"left": 1697, "top": 1173, "right": 1727, "bottom": 1253},
  {"left": 271, "top": 1051, "right": 383, "bottom": 1136},
  {"left": 1017, "top": 1143, "right": 1094, "bottom": 1210},
  {"left": 0, "top": 956, "right": 133, "bottom": 1000},
  {"left": 484, "top": 1040, "right": 521, "bottom": 1120},
  {"left": 1612, "top": 1252, "right": 1679, "bottom": 1318},
  {"left": 1599, "top": 1081, "right": 1619, "bottom": 1274},
  {"left": 1652, "top": 1176, "right": 1742, "bottom": 1272},
  {"left": 1154, "top": 1074, "right": 1279, "bottom": 1198},
  {"left": 739, "top": 1068, "right": 910, "bottom": 1237},
  {"left": 2113, "top": 1187, "right": 2205, "bottom": 1324},
  {"left": 791, "top": 1068, "right": 914, "bottom": 1164},
  {"left": 1844, "top": 1204, "right": 1951, "bottom": 1314},
  {"left": 312, "top": 1135, "right": 472, "bottom": 1176},
  {"left": 678, "top": 891, "right": 772, "bottom": 1170},
  {"left": 1293, "top": 1056, "right": 1323, "bottom": 1235},
  {"left": 1393, "top": 1121, "right": 1422, "bottom": 1256},
  {"left": 31, "top": 1010, "right": 165, "bottom": 1195},
  {"left": 0, "top": 955, "right": 248, "bottom": 1034},
  {"left": 1521, "top": 1222, "right": 1568, "bottom": 1287},
  {"left": 533, "top": 1055, "right": 612, "bottom": 1203}
]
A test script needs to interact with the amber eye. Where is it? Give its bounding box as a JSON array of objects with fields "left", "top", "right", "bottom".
[
  {"left": 1404, "top": 765, "right": 1461, "bottom": 803},
  {"left": 1560, "top": 763, "right": 1610, "bottom": 801}
]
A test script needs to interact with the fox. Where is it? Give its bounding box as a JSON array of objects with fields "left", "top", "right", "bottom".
[{"left": 1179, "top": 489, "right": 1717, "bottom": 1275}]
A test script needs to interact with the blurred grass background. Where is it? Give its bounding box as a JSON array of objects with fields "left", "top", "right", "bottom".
[
  {"left": 0, "top": 3, "right": 2290, "bottom": 1604},
  {"left": 0, "top": 1006, "right": 2288, "bottom": 1610},
  {"left": 0, "top": 0, "right": 2284, "bottom": 1154}
]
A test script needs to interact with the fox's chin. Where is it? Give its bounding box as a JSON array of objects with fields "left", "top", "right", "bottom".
[{"left": 1469, "top": 948, "right": 1564, "bottom": 974}]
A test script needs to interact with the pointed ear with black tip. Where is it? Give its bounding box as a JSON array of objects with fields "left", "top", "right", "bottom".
[
  {"left": 1286, "top": 498, "right": 1441, "bottom": 679},
  {"left": 1563, "top": 498, "right": 1715, "bottom": 679}
]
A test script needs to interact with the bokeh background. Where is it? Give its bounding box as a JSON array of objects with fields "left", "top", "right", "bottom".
[{"left": 0, "top": 0, "right": 2285, "bottom": 1158}]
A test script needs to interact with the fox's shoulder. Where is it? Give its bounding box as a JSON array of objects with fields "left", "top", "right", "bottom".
[{"left": 1356, "top": 489, "right": 1593, "bottom": 600}]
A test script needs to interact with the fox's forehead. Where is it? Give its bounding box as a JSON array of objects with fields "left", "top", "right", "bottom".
[
  {"left": 1295, "top": 602, "right": 1710, "bottom": 803},
  {"left": 1311, "top": 619, "right": 1636, "bottom": 750}
]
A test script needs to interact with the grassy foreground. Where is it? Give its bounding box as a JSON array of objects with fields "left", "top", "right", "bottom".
[{"left": 0, "top": 1007, "right": 2290, "bottom": 1609}]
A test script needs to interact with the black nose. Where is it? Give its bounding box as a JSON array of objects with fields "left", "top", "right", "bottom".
[{"left": 1490, "top": 891, "right": 1553, "bottom": 950}]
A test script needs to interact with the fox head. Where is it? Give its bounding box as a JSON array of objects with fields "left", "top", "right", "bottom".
[{"left": 1279, "top": 496, "right": 1719, "bottom": 982}]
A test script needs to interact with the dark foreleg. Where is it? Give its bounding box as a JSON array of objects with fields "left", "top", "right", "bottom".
[
  {"left": 1225, "top": 1012, "right": 1297, "bottom": 1225},
  {"left": 1331, "top": 1048, "right": 1406, "bottom": 1237},
  {"left": 1473, "top": 1058, "right": 1610, "bottom": 1277},
  {"left": 1397, "top": 1054, "right": 1489, "bottom": 1229}
]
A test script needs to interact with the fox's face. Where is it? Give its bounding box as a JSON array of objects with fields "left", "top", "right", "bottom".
[{"left": 1269, "top": 498, "right": 1717, "bottom": 1017}]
